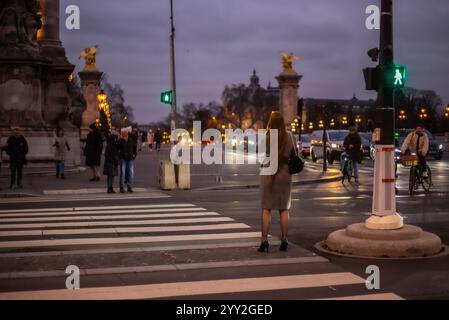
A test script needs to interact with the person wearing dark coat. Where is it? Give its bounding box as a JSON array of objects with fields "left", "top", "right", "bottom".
[
  {"left": 103, "top": 134, "right": 120, "bottom": 194},
  {"left": 117, "top": 130, "right": 137, "bottom": 193},
  {"left": 5, "top": 128, "right": 29, "bottom": 189},
  {"left": 84, "top": 123, "right": 104, "bottom": 181},
  {"left": 154, "top": 128, "right": 163, "bottom": 152},
  {"left": 343, "top": 126, "right": 363, "bottom": 183}
]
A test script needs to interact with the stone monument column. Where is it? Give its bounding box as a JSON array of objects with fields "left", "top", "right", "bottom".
[
  {"left": 38, "top": 0, "right": 61, "bottom": 47},
  {"left": 276, "top": 52, "right": 302, "bottom": 126},
  {"left": 79, "top": 70, "right": 103, "bottom": 140},
  {"left": 38, "top": 0, "right": 74, "bottom": 125}
]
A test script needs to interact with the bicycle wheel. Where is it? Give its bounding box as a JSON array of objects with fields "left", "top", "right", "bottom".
[
  {"left": 409, "top": 167, "right": 416, "bottom": 195},
  {"left": 421, "top": 165, "right": 432, "bottom": 192},
  {"left": 341, "top": 161, "right": 347, "bottom": 184},
  {"left": 347, "top": 161, "right": 353, "bottom": 182}
]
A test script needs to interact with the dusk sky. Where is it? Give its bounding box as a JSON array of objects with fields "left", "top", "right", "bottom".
[{"left": 60, "top": 0, "right": 449, "bottom": 124}]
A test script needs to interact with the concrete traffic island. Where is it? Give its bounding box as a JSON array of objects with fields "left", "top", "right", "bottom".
[{"left": 316, "top": 223, "right": 444, "bottom": 259}]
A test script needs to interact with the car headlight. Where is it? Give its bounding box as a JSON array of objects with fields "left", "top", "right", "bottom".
[
  {"left": 395, "top": 148, "right": 401, "bottom": 153},
  {"left": 439, "top": 144, "right": 443, "bottom": 150},
  {"left": 331, "top": 143, "right": 338, "bottom": 149}
]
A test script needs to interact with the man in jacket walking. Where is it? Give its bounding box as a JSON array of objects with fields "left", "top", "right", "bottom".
[
  {"left": 154, "top": 128, "right": 163, "bottom": 152},
  {"left": 118, "top": 129, "right": 137, "bottom": 193},
  {"left": 5, "top": 128, "right": 29, "bottom": 189},
  {"left": 343, "top": 126, "right": 362, "bottom": 184}
]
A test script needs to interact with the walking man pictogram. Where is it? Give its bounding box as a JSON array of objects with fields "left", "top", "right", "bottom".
[{"left": 394, "top": 69, "right": 403, "bottom": 86}]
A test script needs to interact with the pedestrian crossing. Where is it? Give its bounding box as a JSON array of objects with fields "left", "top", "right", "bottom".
[{"left": 0, "top": 195, "right": 403, "bottom": 300}]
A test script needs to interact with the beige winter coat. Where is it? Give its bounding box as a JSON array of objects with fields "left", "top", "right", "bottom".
[{"left": 401, "top": 132, "right": 429, "bottom": 156}]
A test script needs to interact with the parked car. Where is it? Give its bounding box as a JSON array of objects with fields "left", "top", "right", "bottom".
[
  {"left": 310, "top": 130, "right": 349, "bottom": 164},
  {"left": 298, "top": 134, "right": 311, "bottom": 158}
]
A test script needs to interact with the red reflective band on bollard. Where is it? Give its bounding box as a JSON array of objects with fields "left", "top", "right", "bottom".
[
  {"left": 382, "top": 178, "right": 395, "bottom": 183},
  {"left": 382, "top": 147, "right": 395, "bottom": 152}
]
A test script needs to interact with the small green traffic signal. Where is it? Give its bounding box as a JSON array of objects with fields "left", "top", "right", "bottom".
[
  {"left": 160, "top": 91, "right": 172, "bottom": 105},
  {"left": 394, "top": 132, "right": 399, "bottom": 140},
  {"left": 383, "top": 65, "right": 406, "bottom": 89}
]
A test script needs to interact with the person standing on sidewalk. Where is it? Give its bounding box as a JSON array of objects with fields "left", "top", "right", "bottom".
[
  {"left": 5, "top": 128, "right": 28, "bottom": 189},
  {"left": 154, "top": 128, "right": 162, "bottom": 152},
  {"left": 139, "top": 129, "right": 147, "bottom": 151},
  {"left": 258, "top": 111, "right": 297, "bottom": 253},
  {"left": 84, "top": 123, "right": 103, "bottom": 182},
  {"left": 118, "top": 129, "right": 137, "bottom": 193},
  {"left": 103, "top": 133, "right": 120, "bottom": 194},
  {"left": 53, "top": 127, "right": 71, "bottom": 179},
  {"left": 147, "top": 129, "right": 154, "bottom": 151}
]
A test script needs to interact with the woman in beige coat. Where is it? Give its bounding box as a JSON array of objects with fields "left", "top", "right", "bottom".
[{"left": 258, "top": 111, "right": 296, "bottom": 253}]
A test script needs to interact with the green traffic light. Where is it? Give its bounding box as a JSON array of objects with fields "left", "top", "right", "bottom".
[
  {"left": 160, "top": 91, "right": 172, "bottom": 104},
  {"left": 383, "top": 65, "right": 406, "bottom": 88}
]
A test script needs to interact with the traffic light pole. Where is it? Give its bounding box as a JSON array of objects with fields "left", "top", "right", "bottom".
[
  {"left": 169, "top": 0, "right": 177, "bottom": 132},
  {"left": 378, "top": 0, "right": 395, "bottom": 146},
  {"left": 367, "top": 0, "right": 403, "bottom": 229}
]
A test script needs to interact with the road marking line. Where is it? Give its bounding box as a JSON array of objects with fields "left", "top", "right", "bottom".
[
  {"left": 0, "top": 212, "right": 218, "bottom": 223},
  {"left": 42, "top": 188, "right": 149, "bottom": 195},
  {"left": 0, "top": 241, "right": 280, "bottom": 258},
  {"left": 0, "top": 194, "right": 171, "bottom": 204},
  {"left": 0, "top": 272, "right": 364, "bottom": 300},
  {"left": 316, "top": 293, "right": 403, "bottom": 300},
  {"left": 0, "top": 217, "right": 234, "bottom": 230},
  {"left": 0, "top": 223, "right": 251, "bottom": 237},
  {"left": 0, "top": 207, "right": 206, "bottom": 218},
  {"left": 0, "top": 203, "right": 196, "bottom": 214},
  {"left": 0, "top": 232, "right": 261, "bottom": 249},
  {"left": 0, "top": 256, "right": 328, "bottom": 280}
]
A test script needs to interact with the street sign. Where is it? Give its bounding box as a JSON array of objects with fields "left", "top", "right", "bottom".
[
  {"left": 160, "top": 91, "right": 172, "bottom": 105},
  {"left": 383, "top": 65, "right": 406, "bottom": 88}
]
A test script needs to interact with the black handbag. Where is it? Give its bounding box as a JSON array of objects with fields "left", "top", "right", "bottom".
[{"left": 288, "top": 133, "right": 304, "bottom": 175}]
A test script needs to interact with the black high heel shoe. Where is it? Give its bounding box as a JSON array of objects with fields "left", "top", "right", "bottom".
[
  {"left": 279, "top": 240, "right": 289, "bottom": 252},
  {"left": 257, "top": 241, "right": 269, "bottom": 253}
]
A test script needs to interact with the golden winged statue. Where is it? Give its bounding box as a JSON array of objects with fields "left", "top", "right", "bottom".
[
  {"left": 281, "top": 52, "right": 301, "bottom": 73},
  {"left": 79, "top": 45, "right": 99, "bottom": 70}
]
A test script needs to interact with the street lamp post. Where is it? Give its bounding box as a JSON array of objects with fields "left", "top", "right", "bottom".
[{"left": 169, "top": 0, "right": 177, "bottom": 132}]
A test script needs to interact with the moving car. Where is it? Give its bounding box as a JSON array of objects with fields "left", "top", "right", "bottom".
[
  {"left": 310, "top": 130, "right": 349, "bottom": 164},
  {"left": 370, "top": 129, "right": 444, "bottom": 161},
  {"left": 359, "top": 133, "right": 372, "bottom": 159},
  {"left": 397, "top": 129, "right": 443, "bottom": 160},
  {"left": 298, "top": 134, "right": 311, "bottom": 158}
]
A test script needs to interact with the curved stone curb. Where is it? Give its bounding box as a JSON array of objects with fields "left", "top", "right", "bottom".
[{"left": 314, "top": 241, "right": 449, "bottom": 260}]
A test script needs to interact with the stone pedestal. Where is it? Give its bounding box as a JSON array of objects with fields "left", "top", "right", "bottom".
[
  {"left": 276, "top": 71, "right": 302, "bottom": 126},
  {"left": 316, "top": 223, "right": 443, "bottom": 259},
  {"left": 0, "top": 0, "right": 79, "bottom": 165},
  {"left": 0, "top": 127, "right": 81, "bottom": 167},
  {"left": 79, "top": 70, "right": 103, "bottom": 140}
]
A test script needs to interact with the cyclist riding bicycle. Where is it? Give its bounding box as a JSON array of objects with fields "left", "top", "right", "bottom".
[
  {"left": 342, "top": 126, "right": 362, "bottom": 183},
  {"left": 400, "top": 124, "right": 429, "bottom": 178}
]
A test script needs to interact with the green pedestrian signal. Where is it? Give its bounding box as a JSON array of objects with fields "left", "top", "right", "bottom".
[
  {"left": 160, "top": 91, "right": 172, "bottom": 105},
  {"left": 383, "top": 65, "right": 406, "bottom": 89}
]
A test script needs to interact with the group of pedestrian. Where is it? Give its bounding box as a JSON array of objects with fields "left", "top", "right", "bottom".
[
  {"left": 137, "top": 128, "right": 162, "bottom": 152},
  {"left": 91, "top": 127, "right": 137, "bottom": 194}
]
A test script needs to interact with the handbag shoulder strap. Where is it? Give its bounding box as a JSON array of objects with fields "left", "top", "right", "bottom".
[{"left": 288, "top": 132, "right": 298, "bottom": 156}]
